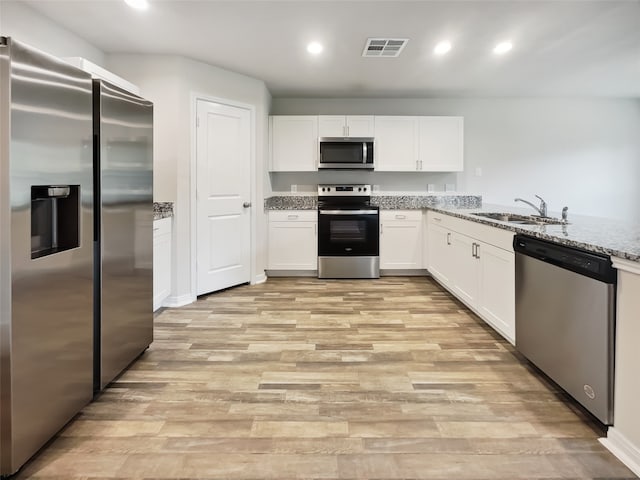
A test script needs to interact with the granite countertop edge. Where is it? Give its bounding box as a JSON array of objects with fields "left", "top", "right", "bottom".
[
  {"left": 428, "top": 205, "right": 640, "bottom": 264},
  {"left": 153, "top": 202, "right": 174, "bottom": 220},
  {"left": 263, "top": 194, "right": 639, "bottom": 264}
]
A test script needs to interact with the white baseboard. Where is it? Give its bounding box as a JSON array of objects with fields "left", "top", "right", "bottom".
[
  {"left": 253, "top": 272, "right": 267, "bottom": 284},
  {"left": 600, "top": 427, "right": 640, "bottom": 477},
  {"left": 162, "top": 293, "right": 195, "bottom": 308}
]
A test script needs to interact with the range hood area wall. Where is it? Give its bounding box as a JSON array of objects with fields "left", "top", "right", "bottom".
[{"left": 271, "top": 97, "right": 640, "bottom": 223}]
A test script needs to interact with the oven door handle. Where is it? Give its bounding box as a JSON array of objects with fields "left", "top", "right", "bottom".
[{"left": 319, "top": 210, "right": 379, "bottom": 215}]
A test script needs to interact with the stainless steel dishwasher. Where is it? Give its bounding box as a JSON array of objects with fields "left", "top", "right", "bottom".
[{"left": 513, "top": 235, "right": 617, "bottom": 425}]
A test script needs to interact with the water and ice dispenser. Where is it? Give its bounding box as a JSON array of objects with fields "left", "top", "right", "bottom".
[{"left": 30, "top": 185, "right": 80, "bottom": 259}]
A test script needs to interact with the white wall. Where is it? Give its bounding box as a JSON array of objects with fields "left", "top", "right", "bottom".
[
  {"left": 108, "top": 54, "right": 271, "bottom": 304},
  {"left": 0, "top": 1, "right": 105, "bottom": 64},
  {"left": 271, "top": 98, "right": 640, "bottom": 222}
]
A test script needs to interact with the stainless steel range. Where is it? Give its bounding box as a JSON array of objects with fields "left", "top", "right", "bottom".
[{"left": 317, "top": 184, "right": 379, "bottom": 279}]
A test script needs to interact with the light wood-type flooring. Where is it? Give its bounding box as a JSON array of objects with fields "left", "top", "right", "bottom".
[{"left": 15, "top": 277, "right": 637, "bottom": 479}]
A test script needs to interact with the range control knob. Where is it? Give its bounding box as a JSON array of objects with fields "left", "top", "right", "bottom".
[{"left": 363, "top": 187, "right": 367, "bottom": 192}]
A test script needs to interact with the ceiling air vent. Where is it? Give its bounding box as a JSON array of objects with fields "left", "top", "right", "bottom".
[{"left": 362, "top": 38, "right": 409, "bottom": 57}]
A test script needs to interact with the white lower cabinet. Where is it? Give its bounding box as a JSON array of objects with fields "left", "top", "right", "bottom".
[
  {"left": 426, "top": 211, "right": 515, "bottom": 343},
  {"left": 153, "top": 217, "right": 172, "bottom": 311},
  {"left": 267, "top": 210, "right": 317, "bottom": 271},
  {"left": 450, "top": 232, "right": 480, "bottom": 306},
  {"left": 380, "top": 210, "right": 423, "bottom": 270}
]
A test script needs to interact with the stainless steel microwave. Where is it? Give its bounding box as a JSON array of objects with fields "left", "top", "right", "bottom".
[{"left": 318, "top": 137, "right": 374, "bottom": 170}]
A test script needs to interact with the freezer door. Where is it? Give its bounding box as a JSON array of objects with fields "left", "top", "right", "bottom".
[
  {"left": 95, "top": 80, "right": 153, "bottom": 390},
  {"left": 1, "top": 38, "right": 94, "bottom": 475}
]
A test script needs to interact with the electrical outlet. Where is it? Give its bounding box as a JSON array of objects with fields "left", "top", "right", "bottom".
[
  {"left": 427, "top": 184, "right": 435, "bottom": 192},
  {"left": 475, "top": 167, "right": 482, "bottom": 177},
  {"left": 373, "top": 185, "right": 380, "bottom": 192},
  {"left": 291, "top": 184, "right": 297, "bottom": 192},
  {"left": 445, "top": 184, "right": 456, "bottom": 192}
]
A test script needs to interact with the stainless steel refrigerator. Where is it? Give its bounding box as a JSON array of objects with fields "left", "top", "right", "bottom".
[
  {"left": 0, "top": 37, "right": 94, "bottom": 476},
  {"left": 93, "top": 79, "right": 153, "bottom": 391}
]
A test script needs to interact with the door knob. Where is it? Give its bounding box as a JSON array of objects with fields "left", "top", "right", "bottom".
[{"left": 243, "top": 202, "right": 252, "bottom": 208}]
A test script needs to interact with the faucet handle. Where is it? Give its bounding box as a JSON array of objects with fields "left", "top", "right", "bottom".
[
  {"left": 562, "top": 206, "right": 568, "bottom": 222},
  {"left": 534, "top": 195, "right": 547, "bottom": 217}
]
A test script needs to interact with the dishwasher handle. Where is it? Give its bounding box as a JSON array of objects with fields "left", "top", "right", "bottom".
[{"left": 513, "top": 234, "right": 616, "bottom": 284}]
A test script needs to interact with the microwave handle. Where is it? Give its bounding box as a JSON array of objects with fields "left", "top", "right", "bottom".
[{"left": 362, "top": 142, "right": 367, "bottom": 164}]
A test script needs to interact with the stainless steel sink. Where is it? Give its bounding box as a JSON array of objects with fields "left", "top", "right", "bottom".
[{"left": 472, "top": 212, "right": 567, "bottom": 225}]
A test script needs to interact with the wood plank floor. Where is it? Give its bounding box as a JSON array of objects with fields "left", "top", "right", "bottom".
[{"left": 15, "top": 277, "right": 637, "bottom": 479}]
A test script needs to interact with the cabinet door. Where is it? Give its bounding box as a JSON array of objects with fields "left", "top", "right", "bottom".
[
  {"left": 450, "top": 232, "right": 480, "bottom": 306},
  {"left": 427, "top": 221, "right": 453, "bottom": 286},
  {"left": 268, "top": 215, "right": 317, "bottom": 270},
  {"left": 153, "top": 218, "right": 171, "bottom": 311},
  {"left": 374, "top": 116, "right": 418, "bottom": 171},
  {"left": 270, "top": 116, "right": 318, "bottom": 171},
  {"left": 380, "top": 211, "right": 422, "bottom": 269},
  {"left": 346, "top": 116, "right": 374, "bottom": 137},
  {"left": 318, "top": 115, "right": 347, "bottom": 137},
  {"left": 418, "top": 116, "right": 463, "bottom": 172},
  {"left": 478, "top": 242, "right": 515, "bottom": 343}
]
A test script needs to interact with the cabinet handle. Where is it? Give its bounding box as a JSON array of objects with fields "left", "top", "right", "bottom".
[
  {"left": 395, "top": 214, "right": 406, "bottom": 219},
  {"left": 471, "top": 243, "right": 476, "bottom": 258},
  {"left": 380, "top": 223, "right": 383, "bottom": 234},
  {"left": 314, "top": 224, "right": 317, "bottom": 235},
  {"left": 416, "top": 160, "right": 419, "bottom": 171},
  {"left": 287, "top": 214, "right": 299, "bottom": 220},
  {"left": 446, "top": 232, "right": 451, "bottom": 245},
  {"left": 475, "top": 243, "right": 480, "bottom": 259},
  {"left": 433, "top": 216, "right": 442, "bottom": 222},
  {"left": 346, "top": 125, "right": 350, "bottom": 136}
]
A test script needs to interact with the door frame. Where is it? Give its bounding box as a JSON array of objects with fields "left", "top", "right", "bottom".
[{"left": 190, "top": 93, "right": 257, "bottom": 300}]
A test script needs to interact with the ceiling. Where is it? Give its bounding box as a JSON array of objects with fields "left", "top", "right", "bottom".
[{"left": 21, "top": 0, "right": 640, "bottom": 98}]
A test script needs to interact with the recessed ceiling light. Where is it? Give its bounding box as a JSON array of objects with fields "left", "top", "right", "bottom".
[
  {"left": 307, "top": 42, "right": 323, "bottom": 55},
  {"left": 493, "top": 41, "right": 513, "bottom": 55},
  {"left": 434, "top": 41, "right": 452, "bottom": 56},
  {"left": 124, "top": 0, "right": 149, "bottom": 10}
]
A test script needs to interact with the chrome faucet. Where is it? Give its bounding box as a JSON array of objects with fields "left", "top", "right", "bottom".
[{"left": 514, "top": 195, "right": 548, "bottom": 217}]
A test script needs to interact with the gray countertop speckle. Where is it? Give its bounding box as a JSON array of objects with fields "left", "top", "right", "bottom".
[
  {"left": 154, "top": 202, "right": 174, "bottom": 220},
  {"left": 264, "top": 193, "right": 639, "bottom": 263},
  {"left": 431, "top": 204, "right": 640, "bottom": 263},
  {"left": 264, "top": 192, "right": 482, "bottom": 210}
]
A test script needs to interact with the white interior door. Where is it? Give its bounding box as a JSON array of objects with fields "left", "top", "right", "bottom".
[{"left": 196, "top": 100, "right": 251, "bottom": 295}]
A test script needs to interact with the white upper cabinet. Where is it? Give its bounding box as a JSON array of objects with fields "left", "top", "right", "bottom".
[
  {"left": 375, "top": 116, "right": 463, "bottom": 172},
  {"left": 270, "top": 115, "right": 318, "bottom": 172},
  {"left": 374, "top": 116, "right": 419, "bottom": 171},
  {"left": 269, "top": 115, "right": 463, "bottom": 172},
  {"left": 318, "top": 115, "right": 374, "bottom": 137},
  {"left": 418, "top": 116, "right": 464, "bottom": 172}
]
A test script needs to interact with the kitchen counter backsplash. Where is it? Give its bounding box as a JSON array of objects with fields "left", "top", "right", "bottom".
[
  {"left": 264, "top": 193, "right": 481, "bottom": 211},
  {"left": 431, "top": 204, "right": 640, "bottom": 263},
  {"left": 153, "top": 202, "right": 174, "bottom": 220}
]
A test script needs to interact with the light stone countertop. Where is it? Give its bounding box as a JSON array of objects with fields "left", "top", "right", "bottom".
[
  {"left": 153, "top": 202, "right": 174, "bottom": 220},
  {"left": 263, "top": 193, "right": 639, "bottom": 263},
  {"left": 431, "top": 204, "right": 640, "bottom": 263}
]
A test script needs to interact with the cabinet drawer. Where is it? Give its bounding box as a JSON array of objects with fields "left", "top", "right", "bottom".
[
  {"left": 381, "top": 210, "right": 422, "bottom": 222},
  {"left": 269, "top": 210, "right": 317, "bottom": 222}
]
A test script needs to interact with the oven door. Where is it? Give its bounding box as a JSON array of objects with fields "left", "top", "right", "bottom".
[{"left": 318, "top": 208, "right": 379, "bottom": 256}]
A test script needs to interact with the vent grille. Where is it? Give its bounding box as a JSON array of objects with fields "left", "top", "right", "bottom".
[{"left": 362, "top": 38, "right": 409, "bottom": 57}]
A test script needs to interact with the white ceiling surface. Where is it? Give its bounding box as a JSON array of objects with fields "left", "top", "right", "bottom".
[{"left": 21, "top": 0, "right": 640, "bottom": 97}]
